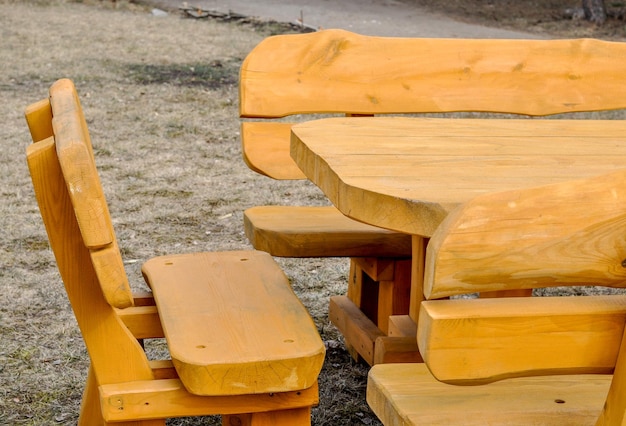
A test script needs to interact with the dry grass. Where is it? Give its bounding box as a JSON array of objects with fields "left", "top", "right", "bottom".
[
  {"left": 5, "top": 1, "right": 626, "bottom": 425},
  {"left": 0, "top": 1, "right": 375, "bottom": 424}
]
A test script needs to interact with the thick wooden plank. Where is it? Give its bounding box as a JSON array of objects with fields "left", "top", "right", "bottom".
[
  {"left": 424, "top": 169, "right": 626, "bottom": 299},
  {"left": 117, "top": 306, "right": 164, "bottom": 340},
  {"left": 376, "top": 259, "right": 411, "bottom": 333},
  {"left": 373, "top": 336, "right": 422, "bottom": 365},
  {"left": 328, "top": 295, "right": 385, "bottom": 365},
  {"left": 419, "top": 295, "right": 626, "bottom": 384},
  {"left": 244, "top": 205, "right": 411, "bottom": 258},
  {"left": 26, "top": 135, "right": 154, "bottom": 387},
  {"left": 51, "top": 94, "right": 114, "bottom": 249},
  {"left": 241, "top": 31, "right": 626, "bottom": 117},
  {"left": 142, "top": 251, "right": 325, "bottom": 396},
  {"left": 49, "top": 79, "right": 134, "bottom": 309},
  {"left": 367, "top": 364, "right": 611, "bottom": 426},
  {"left": 90, "top": 243, "right": 134, "bottom": 309},
  {"left": 241, "top": 122, "right": 304, "bottom": 180},
  {"left": 99, "top": 379, "right": 318, "bottom": 422},
  {"left": 291, "top": 117, "right": 626, "bottom": 237},
  {"left": 387, "top": 315, "right": 417, "bottom": 338},
  {"left": 24, "top": 98, "right": 53, "bottom": 143}
]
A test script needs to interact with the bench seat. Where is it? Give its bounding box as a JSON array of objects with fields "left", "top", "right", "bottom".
[
  {"left": 244, "top": 205, "right": 412, "bottom": 258},
  {"left": 367, "top": 364, "right": 611, "bottom": 426}
]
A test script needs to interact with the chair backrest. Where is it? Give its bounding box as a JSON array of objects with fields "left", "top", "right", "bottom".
[
  {"left": 240, "top": 29, "right": 626, "bottom": 118},
  {"left": 25, "top": 79, "right": 154, "bottom": 385}
]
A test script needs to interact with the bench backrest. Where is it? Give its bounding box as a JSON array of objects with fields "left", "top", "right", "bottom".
[
  {"left": 418, "top": 170, "right": 626, "bottom": 421},
  {"left": 25, "top": 79, "right": 154, "bottom": 385},
  {"left": 239, "top": 30, "right": 626, "bottom": 180},
  {"left": 240, "top": 29, "right": 626, "bottom": 117},
  {"left": 424, "top": 169, "right": 626, "bottom": 299}
]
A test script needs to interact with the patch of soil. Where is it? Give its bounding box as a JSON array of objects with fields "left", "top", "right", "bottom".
[{"left": 402, "top": 0, "right": 626, "bottom": 40}]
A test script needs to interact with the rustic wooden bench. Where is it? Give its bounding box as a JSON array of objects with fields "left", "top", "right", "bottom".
[
  {"left": 240, "top": 31, "right": 417, "bottom": 365},
  {"left": 368, "top": 169, "right": 626, "bottom": 424},
  {"left": 25, "top": 79, "right": 325, "bottom": 425},
  {"left": 240, "top": 29, "right": 626, "bottom": 365}
]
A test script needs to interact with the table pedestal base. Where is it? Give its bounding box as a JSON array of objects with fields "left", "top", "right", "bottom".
[{"left": 329, "top": 258, "right": 422, "bottom": 365}]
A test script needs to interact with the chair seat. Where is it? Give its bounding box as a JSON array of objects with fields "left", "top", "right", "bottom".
[
  {"left": 367, "top": 364, "right": 611, "bottom": 425},
  {"left": 244, "top": 205, "right": 412, "bottom": 258},
  {"left": 142, "top": 250, "right": 326, "bottom": 396}
]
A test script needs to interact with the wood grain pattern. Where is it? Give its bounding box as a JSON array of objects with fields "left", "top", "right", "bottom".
[
  {"left": 241, "top": 30, "right": 626, "bottom": 118},
  {"left": 244, "top": 205, "right": 411, "bottom": 257},
  {"left": 100, "top": 380, "right": 318, "bottom": 423},
  {"left": 425, "top": 169, "right": 626, "bottom": 298},
  {"left": 291, "top": 117, "right": 626, "bottom": 237},
  {"left": 49, "top": 79, "right": 134, "bottom": 309},
  {"left": 418, "top": 295, "right": 626, "bottom": 384},
  {"left": 26, "top": 78, "right": 323, "bottom": 424},
  {"left": 142, "top": 251, "right": 325, "bottom": 396},
  {"left": 367, "top": 363, "right": 611, "bottom": 426},
  {"left": 26, "top": 137, "right": 155, "bottom": 386}
]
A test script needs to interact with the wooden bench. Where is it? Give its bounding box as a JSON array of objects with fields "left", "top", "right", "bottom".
[
  {"left": 240, "top": 32, "right": 418, "bottom": 365},
  {"left": 368, "top": 169, "right": 626, "bottom": 424},
  {"left": 240, "top": 29, "right": 626, "bottom": 365},
  {"left": 25, "top": 79, "right": 325, "bottom": 425}
]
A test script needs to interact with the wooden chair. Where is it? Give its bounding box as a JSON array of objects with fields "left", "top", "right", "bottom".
[
  {"left": 25, "top": 78, "right": 325, "bottom": 425},
  {"left": 239, "top": 29, "right": 626, "bottom": 365},
  {"left": 367, "top": 169, "right": 626, "bottom": 424}
]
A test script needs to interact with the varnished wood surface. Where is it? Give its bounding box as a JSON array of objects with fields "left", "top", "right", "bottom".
[
  {"left": 418, "top": 295, "right": 626, "bottom": 384},
  {"left": 367, "top": 363, "right": 611, "bottom": 426},
  {"left": 244, "top": 205, "right": 412, "bottom": 258},
  {"left": 241, "top": 30, "right": 626, "bottom": 118},
  {"left": 424, "top": 168, "right": 626, "bottom": 298},
  {"left": 27, "top": 79, "right": 323, "bottom": 424},
  {"left": 241, "top": 122, "right": 304, "bottom": 179},
  {"left": 291, "top": 116, "right": 626, "bottom": 237},
  {"left": 143, "top": 251, "right": 325, "bottom": 396}
]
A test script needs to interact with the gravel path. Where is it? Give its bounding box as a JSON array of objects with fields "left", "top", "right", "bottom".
[{"left": 147, "top": 0, "right": 544, "bottom": 38}]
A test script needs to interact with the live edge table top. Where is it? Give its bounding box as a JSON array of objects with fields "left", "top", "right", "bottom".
[{"left": 290, "top": 116, "right": 626, "bottom": 237}]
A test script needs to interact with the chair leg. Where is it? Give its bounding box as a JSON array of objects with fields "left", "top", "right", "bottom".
[
  {"left": 79, "top": 364, "right": 165, "bottom": 426},
  {"left": 79, "top": 365, "right": 104, "bottom": 426},
  {"left": 223, "top": 407, "right": 311, "bottom": 426}
]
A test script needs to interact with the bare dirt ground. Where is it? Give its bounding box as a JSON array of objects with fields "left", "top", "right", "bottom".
[
  {"left": 404, "top": 0, "right": 626, "bottom": 40},
  {"left": 2, "top": 1, "right": 625, "bottom": 425}
]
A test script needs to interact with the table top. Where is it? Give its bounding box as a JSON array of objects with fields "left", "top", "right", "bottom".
[{"left": 290, "top": 117, "right": 626, "bottom": 237}]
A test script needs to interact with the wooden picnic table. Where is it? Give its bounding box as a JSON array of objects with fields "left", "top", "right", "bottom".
[
  {"left": 291, "top": 116, "right": 626, "bottom": 330},
  {"left": 291, "top": 116, "right": 626, "bottom": 237}
]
